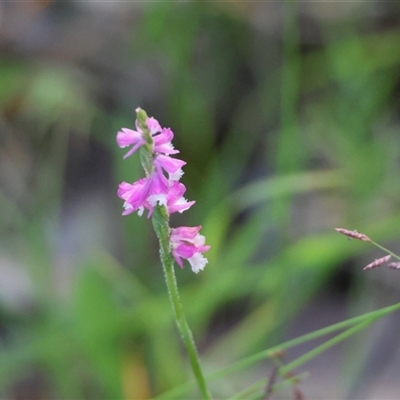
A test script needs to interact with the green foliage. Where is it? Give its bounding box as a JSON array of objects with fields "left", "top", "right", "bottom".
[{"left": 1, "top": 2, "right": 400, "bottom": 399}]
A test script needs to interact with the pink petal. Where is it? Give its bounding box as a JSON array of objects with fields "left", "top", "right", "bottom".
[
  {"left": 147, "top": 170, "right": 169, "bottom": 195},
  {"left": 146, "top": 117, "right": 161, "bottom": 135},
  {"left": 168, "top": 199, "right": 195, "bottom": 214},
  {"left": 154, "top": 128, "right": 179, "bottom": 154},
  {"left": 154, "top": 155, "right": 186, "bottom": 174},
  {"left": 174, "top": 243, "right": 198, "bottom": 259},
  {"left": 172, "top": 252, "right": 185, "bottom": 268},
  {"left": 171, "top": 226, "right": 202, "bottom": 241},
  {"left": 116, "top": 128, "right": 146, "bottom": 158}
]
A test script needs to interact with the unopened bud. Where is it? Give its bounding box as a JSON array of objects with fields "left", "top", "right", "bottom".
[{"left": 135, "top": 107, "right": 149, "bottom": 132}]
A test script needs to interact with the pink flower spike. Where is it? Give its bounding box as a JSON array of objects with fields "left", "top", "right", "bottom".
[
  {"left": 117, "top": 128, "right": 146, "bottom": 159},
  {"left": 153, "top": 128, "right": 179, "bottom": 155},
  {"left": 170, "top": 226, "right": 210, "bottom": 273}
]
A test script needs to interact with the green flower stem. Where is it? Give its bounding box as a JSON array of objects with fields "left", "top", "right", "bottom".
[{"left": 152, "top": 205, "right": 212, "bottom": 400}]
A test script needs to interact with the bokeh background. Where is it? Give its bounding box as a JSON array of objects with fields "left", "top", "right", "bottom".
[{"left": 2, "top": 1, "right": 400, "bottom": 399}]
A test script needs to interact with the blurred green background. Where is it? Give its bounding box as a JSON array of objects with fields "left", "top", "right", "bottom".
[{"left": 2, "top": 1, "right": 400, "bottom": 399}]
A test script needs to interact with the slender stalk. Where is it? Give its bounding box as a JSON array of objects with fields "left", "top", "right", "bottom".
[
  {"left": 156, "top": 300, "right": 400, "bottom": 399},
  {"left": 279, "top": 317, "right": 377, "bottom": 375},
  {"left": 370, "top": 240, "right": 400, "bottom": 262},
  {"left": 228, "top": 372, "right": 309, "bottom": 400},
  {"left": 228, "top": 318, "right": 376, "bottom": 400},
  {"left": 152, "top": 205, "right": 212, "bottom": 400}
]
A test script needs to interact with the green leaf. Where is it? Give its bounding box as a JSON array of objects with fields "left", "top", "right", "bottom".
[{"left": 72, "top": 265, "right": 123, "bottom": 398}]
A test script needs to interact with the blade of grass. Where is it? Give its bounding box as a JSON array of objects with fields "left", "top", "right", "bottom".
[{"left": 155, "top": 301, "right": 400, "bottom": 399}]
